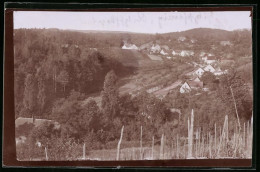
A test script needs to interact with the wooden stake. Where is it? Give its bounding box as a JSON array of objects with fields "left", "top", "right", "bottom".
[
  {"left": 45, "top": 147, "right": 48, "bottom": 161},
  {"left": 83, "top": 143, "right": 86, "bottom": 160},
  {"left": 152, "top": 136, "right": 154, "bottom": 160},
  {"left": 116, "top": 126, "right": 124, "bottom": 160},
  {"left": 243, "top": 122, "right": 245, "bottom": 148},
  {"left": 230, "top": 86, "right": 241, "bottom": 130},
  {"left": 217, "top": 115, "right": 228, "bottom": 157},
  {"left": 140, "top": 126, "right": 143, "bottom": 160},
  {"left": 215, "top": 123, "right": 217, "bottom": 154},
  {"left": 188, "top": 109, "right": 194, "bottom": 158},
  {"left": 209, "top": 132, "right": 212, "bottom": 158},
  {"left": 160, "top": 134, "right": 164, "bottom": 159},
  {"left": 177, "top": 134, "right": 179, "bottom": 159}
]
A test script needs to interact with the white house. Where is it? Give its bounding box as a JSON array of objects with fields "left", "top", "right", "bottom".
[
  {"left": 166, "top": 56, "right": 172, "bottom": 59},
  {"left": 160, "top": 49, "right": 168, "bottom": 55},
  {"left": 190, "top": 39, "right": 197, "bottom": 43},
  {"left": 193, "top": 77, "right": 201, "bottom": 82},
  {"left": 202, "top": 56, "right": 216, "bottom": 65},
  {"left": 200, "top": 52, "right": 206, "bottom": 57},
  {"left": 220, "top": 41, "right": 232, "bottom": 46},
  {"left": 151, "top": 44, "right": 161, "bottom": 53},
  {"left": 194, "top": 68, "right": 205, "bottom": 77},
  {"left": 180, "top": 80, "right": 203, "bottom": 93},
  {"left": 122, "top": 43, "right": 138, "bottom": 50},
  {"left": 172, "top": 50, "right": 177, "bottom": 56},
  {"left": 180, "top": 50, "right": 194, "bottom": 57},
  {"left": 178, "top": 36, "right": 186, "bottom": 42},
  {"left": 213, "top": 68, "right": 226, "bottom": 76},
  {"left": 180, "top": 82, "right": 191, "bottom": 93},
  {"left": 204, "top": 64, "right": 216, "bottom": 73}
]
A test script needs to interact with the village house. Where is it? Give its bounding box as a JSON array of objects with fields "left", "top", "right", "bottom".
[
  {"left": 194, "top": 67, "right": 205, "bottom": 77},
  {"left": 172, "top": 50, "right": 177, "bottom": 56},
  {"left": 180, "top": 80, "right": 203, "bottom": 93},
  {"left": 190, "top": 76, "right": 201, "bottom": 82},
  {"left": 213, "top": 67, "right": 226, "bottom": 76},
  {"left": 178, "top": 36, "right": 186, "bottom": 42},
  {"left": 150, "top": 44, "right": 161, "bottom": 53},
  {"left": 122, "top": 43, "right": 138, "bottom": 50},
  {"left": 204, "top": 64, "right": 216, "bottom": 73},
  {"left": 202, "top": 56, "right": 216, "bottom": 65},
  {"left": 180, "top": 50, "right": 194, "bottom": 57},
  {"left": 190, "top": 39, "right": 197, "bottom": 43},
  {"left": 139, "top": 42, "right": 153, "bottom": 51},
  {"left": 200, "top": 51, "right": 206, "bottom": 57},
  {"left": 160, "top": 49, "right": 168, "bottom": 55},
  {"left": 220, "top": 41, "right": 232, "bottom": 46}
]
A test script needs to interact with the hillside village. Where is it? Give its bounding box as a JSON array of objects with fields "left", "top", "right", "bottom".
[
  {"left": 14, "top": 28, "right": 253, "bottom": 160},
  {"left": 120, "top": 36, "right": 229, "bottom": 97}
]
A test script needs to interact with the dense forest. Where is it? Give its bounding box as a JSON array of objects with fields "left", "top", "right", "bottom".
[{"left": 14, "top": 28, "right": 253, "bottom": 160}]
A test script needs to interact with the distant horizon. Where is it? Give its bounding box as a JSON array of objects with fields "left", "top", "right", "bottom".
[
  {"left": 14, "top": 27, "right": 251, "bottom": 35},
  {"left": 14, "top": 11, "right": 251, "bottom": 34}
]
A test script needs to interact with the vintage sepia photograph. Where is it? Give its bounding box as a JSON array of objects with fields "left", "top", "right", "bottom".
[{"left": 13, "top": 11, "right": 253, "bottom": 161}]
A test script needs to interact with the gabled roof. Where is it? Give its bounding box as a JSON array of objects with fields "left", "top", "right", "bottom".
[
  {"left": 195, "top": 67, "right": 205, "bottom": 72},
  {"left": 204, "top": 64, "right": 215, "bottom": 71}
]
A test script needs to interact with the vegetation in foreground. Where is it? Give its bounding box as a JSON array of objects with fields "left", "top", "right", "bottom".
[{"left": 15, "top": 28, "right": 253, "bottom": 160}]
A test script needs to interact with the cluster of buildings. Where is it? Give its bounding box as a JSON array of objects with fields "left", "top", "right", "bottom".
[
  {"left": 122, "top": 38, "right": 229, "bottom": 95},
  {"left": 179, "top": 63, "right": 226, "bottom": 93}
]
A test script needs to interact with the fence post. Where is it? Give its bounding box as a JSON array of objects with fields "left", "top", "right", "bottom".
[
  {"left": 176, "top": 134, "right": 179, "bottom": 159},
  {"left": 217, "top": 115, "right": 228, "bottom": 157},
  {"left": 45, "top": 147, "right": 48, "bottom": 161},
  {"left": 160, "top": 134, "right": 164, "bottom": 159},
  {"left": 116, "top": 126, "right": 124, "bottom": 160},
  {"left": 230, "top": 86, "right": 241, "bottom": 131},
  {"left": 140, "top": 126, "right": 143, "bottom": 160},
  {"left": 188, "top": 109, "right": 194, "bottom": 159},
  {"left": 152, "top": 136, "right": 154, "bottom": 160},
  {"left": 83, "top": 143, "right": 86, "bottom": 160},
  {"left": 215, "top": 123, "right": 217, "bottom": 155}
]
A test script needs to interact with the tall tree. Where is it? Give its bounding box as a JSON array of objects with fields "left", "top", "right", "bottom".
[
  {"left": 101, "top": 70, "right": 119, "bottom": 121},
  {"left": 23, "top": 74, "right": 37, "bottom": 119},
  {"left": 218, "top": 69, "right": 252, "bottom": 120},
  {"left": 37, "top": 77, "right": 46, "bottom": 115},
  {"left": 57, "top": 70, "right": 69, "bottom": 92}
]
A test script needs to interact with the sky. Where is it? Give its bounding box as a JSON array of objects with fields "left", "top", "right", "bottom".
[{"left": 13, "top": 11, "right": 251, "bottom": 33}]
